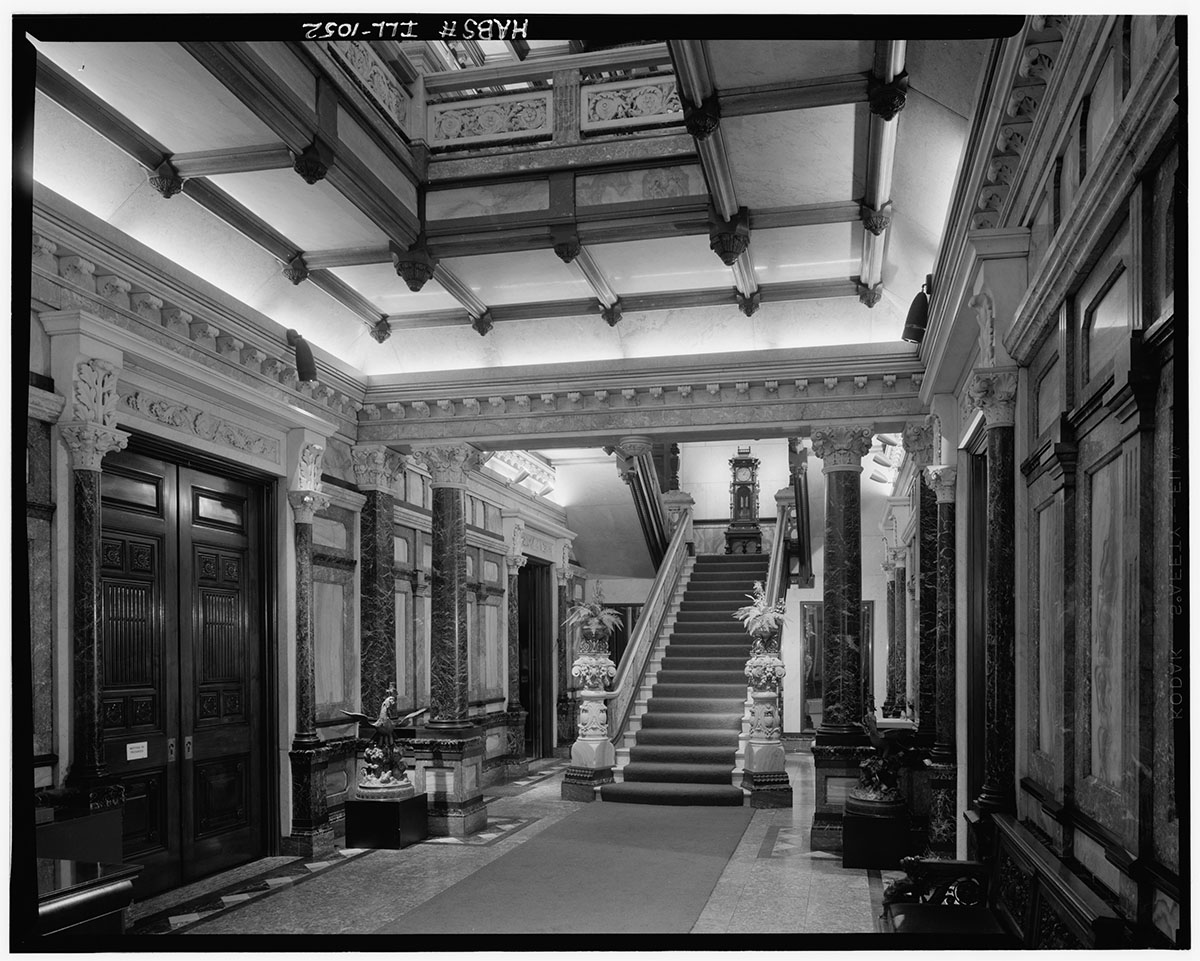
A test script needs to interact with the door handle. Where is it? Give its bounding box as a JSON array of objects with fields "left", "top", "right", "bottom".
[
  {"left": 184, "top": 736, "right": 193, "bottom": 759},
  {"left": 167, "top": 738, "right": 176, "bottom": 763}
]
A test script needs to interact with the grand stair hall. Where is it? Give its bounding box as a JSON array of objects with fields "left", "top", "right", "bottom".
[{"left": 603, "top": 553, "right": 771, "bottom": 807}]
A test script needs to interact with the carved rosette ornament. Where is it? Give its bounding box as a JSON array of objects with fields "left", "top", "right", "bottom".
[
  {"left": 391, "top": 238, "right": 438, "bottom": 292},
  {"left": 868, "top": 70, "right": 909, "bottom": 121},
  {"left": 924, "top": 465, "right": 958, "bottom": 504},
  {"left": 683, "top": 92, "right": 720, "bottom": 140},
  {"left": 966, "top": 367, "right": 1018, "bottom": 428},
  {"left": 810, "top": 425, "right": 873, "bottom": 472},
  {"left": 708, "top": 207, "right": 750, "bottom": 266},
  {"left": 410, "top": 445, "right": 477, "bottom": 489}
]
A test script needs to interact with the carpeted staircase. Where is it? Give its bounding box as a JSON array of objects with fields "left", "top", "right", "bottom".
[{"left": 602, "top": 552, "right": 770, "bottom": 806}]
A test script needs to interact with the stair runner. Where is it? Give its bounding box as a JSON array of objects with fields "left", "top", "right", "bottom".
[{"left": 602, "top": 552, "right": 771, "bottom": 806}]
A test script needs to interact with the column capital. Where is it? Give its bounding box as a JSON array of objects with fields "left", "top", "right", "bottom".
[
  {"left": 925, "top": 465, "right": 958, "bottom": 503},
  {"left": 888, "top": 546, "right": 907, "bottom": 569},
  {"left": 507, "top": 554, "right": 528, "bottom": 572},
  {"left": 881, "top": 557, "right": 896, "bottom": 577},
  {"left": 351, "top": 444, "right": 405, "bottom": 492},
  {"left": 615, "top": 434, "right": 653, "bottom": 457},
  {"left": 966, "top": 366, "right": 1018, "bottom": 428},
  {"left": 811, "top": 425, "right": 873, "bottom": 472},
  {"left": 288, "top": 488, "right": 331, "bottom": 523},
  {"left": 901, "top": 422, "right": 935, "bottom": 469},
  {"left": 59, "top": 422, "right": 129, "bottom": 471},
  {"left": 409, "top": 445, "right": 477, "bottom": 489}
]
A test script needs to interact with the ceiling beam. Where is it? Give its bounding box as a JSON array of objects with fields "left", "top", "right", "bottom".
[
  {"left": 383, "top": 277, "right": 858, "bottom": 331},
  {"left": 35, "top": 54, "right": 168, "bottom": 170},
  {"left": 719, "top": 74, "right": 870, "bottom": 116},
  {"left": 858, "top": 40, "right": 907, "bottom": 303},
  {"left": 572, "top": 247, "right": 620, "bottom": 309},
  {"left": 170, "top": 144, "right": 294, "bottom": 178},
  {"left": 181, "top": 41, "right": 421, "bottom": 248}
]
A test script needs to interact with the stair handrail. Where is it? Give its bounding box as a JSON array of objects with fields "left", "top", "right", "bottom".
[
  {"left": 764, "top": 493, "right": 794, "bottom": 607},
  {"left": 608, "top": 504, "right": 694, "bottom": 742}
]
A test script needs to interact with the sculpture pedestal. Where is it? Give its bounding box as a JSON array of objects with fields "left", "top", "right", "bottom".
[
  {"left": 345, "top": 794, "right": 428, "bottom": 850},
  {"left": 842, "top": 811, "right": 914, "bottom": 869},
  {"left": 809, "top": 740, "right": 874, "bottom": 853},
  {"left": 403, "top": 728, "right": 488, "bottom": 838}
]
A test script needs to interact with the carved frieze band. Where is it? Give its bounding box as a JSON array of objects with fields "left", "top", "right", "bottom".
[
  {"left": 429, "top": 91, "right": 552, "bottom": 147},
  {"left": 581, "top": 77, "right": 682, "bottom": 132},
  {"left": 966, "top": 367, "right": 1018, "bottom": 428},
  {"left": 328, "top": 40, "right": 412, "bottom": 135},
  {"left": 120, "top": 389, "right": 281, "bottom": 463},
  {"left": 31, "top": 229, "right": 360, "bottom": 423},
  {"left": 810, "top": 425, "right": 873, "bottom": 471},
  {"left": 360, "top": 371, "right": 924, "bottom": 423},
  {"left": 409, "top": 445, "right": 478, "bottom": 489}
]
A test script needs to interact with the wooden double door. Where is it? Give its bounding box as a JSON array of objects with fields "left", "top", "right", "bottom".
[{"left": 100, "top": 448, "right": 268, "bottom": 894}]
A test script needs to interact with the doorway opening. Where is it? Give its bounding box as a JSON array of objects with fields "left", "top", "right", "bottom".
[{"left": 517, "top": 558, "right": 555, "bottom": 758}]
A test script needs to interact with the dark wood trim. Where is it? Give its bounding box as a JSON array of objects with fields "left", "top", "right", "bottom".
[
  {"left": 33, "top": 753, "right": 58, "bottom": 767},
  {"left": 28, "top": 371, "right": 54, "bottom": 392},
  {"left": 1020, "top": 775, "right": 1066, "bottom": 819},
  {"left": 312, "top": 551, "right": 356, "bottom": 571}
]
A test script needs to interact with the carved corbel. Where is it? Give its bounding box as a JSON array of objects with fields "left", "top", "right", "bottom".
[
  {"left": 472, "top": 311, "right": 493, "bottom": 336},
  {"left": 708, "top": 207, "right": 750, "bottom": 266},
  {"left": 292, "top": 137, "right": 334, "bottom": 184},
  {"left": 737, "top": 289, "right": 761, "bottom": 317},
  {"left": 861, "top": 202, "right": 893, "bottom": 236},
  {"left": 370, "top": 318, "right": 391, "bottom": 343},
  {"left": 282, "top": 253, "right": 309, "bottom": 285},
  {"left": 148, "top": 159, "right": 184, "bottom": 198},
  {"left": 682, "top": 92, "right": 720, "bottom": 140},
  {"left": 601, "top": 300, "right": 623, "bottom": 327},
  {"left": 390, "top": 237, "right": 438, "bottom": 292},
  {"left": 868, "top": 70, "right": 909, "bottom": 121}
]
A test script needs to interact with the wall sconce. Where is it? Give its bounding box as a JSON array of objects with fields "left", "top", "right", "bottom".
[
  {"left": 901, "top": 274, "right": 933, "bottom": 345},
  {"left": 286, "top": 329, "right": 318, "bottom": 382}
]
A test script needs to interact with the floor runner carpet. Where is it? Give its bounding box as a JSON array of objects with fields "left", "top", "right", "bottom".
[{"left": 375, "top": 802, "right": 753, "bottom": 934}]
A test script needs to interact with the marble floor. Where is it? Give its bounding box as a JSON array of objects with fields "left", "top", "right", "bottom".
[{"left": 127, "top": 750, "right": 892, "bottom": 940}]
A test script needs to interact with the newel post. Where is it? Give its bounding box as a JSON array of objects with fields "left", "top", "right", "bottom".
[
  {"left": 742, "top": 628, "right": 793, "bottom": 807},
  {"left": 560, "top": 625, "right": 617, "bottom": 801}
]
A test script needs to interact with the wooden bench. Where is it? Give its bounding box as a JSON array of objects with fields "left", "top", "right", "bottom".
[{"left": 882, "top": 813, "right": 1126, "bottom": 948}]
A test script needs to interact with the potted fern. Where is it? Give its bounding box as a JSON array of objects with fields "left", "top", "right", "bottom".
[
  {"left": 734, "top": 581, "right": 787, "bottom": 691},
  {"left": 564, "top": 582, "right": 623, "bottom": 665}
]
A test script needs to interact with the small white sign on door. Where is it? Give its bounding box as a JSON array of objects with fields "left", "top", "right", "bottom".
[{"left": 126, "top": 741, "right": 148, "bottom": 761}]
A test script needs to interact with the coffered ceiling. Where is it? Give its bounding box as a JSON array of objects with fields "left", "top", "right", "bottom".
[{"left": 26, "top": 28, "right": 996, "bottom": 385}]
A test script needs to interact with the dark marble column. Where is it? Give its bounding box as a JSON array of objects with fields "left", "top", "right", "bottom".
[
  {"left": 556, "top": 561, "right": 575, "bottom": 746},
  {"left": 969, "top": 369, "right": 1019, "bottom": 813},
  {"left": 926, "top": 465, "right": 958, "bottom": 762},
  {"left": 883, "top": 549, "right": 907, "bottom": 718},
  {"left": 412, "top": 446, "right": 476, "bottom": 729},
  {"left": 505, "top": 554, "right": 529, "bottom": 773},
  {"left": 60, "top": 418, "right": 129, "bottom": 791},
  {"left": 904, "top": 423, "right": 938, "bottom": 741},
  {"left": 880, "top": 557, "right": 896, "bottom": 714},
  {"left": 812, "top": 425, "right": 873, "bottom": 737},
  {"left": 352, "top": 446, "right": 402, "bottom": 715}
]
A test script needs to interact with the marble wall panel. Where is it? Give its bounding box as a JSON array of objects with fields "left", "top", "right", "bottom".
[
  {"left": 394, "top": 590, "right": 410, "bottom": 709},
  {"left": 427, "top": 180, "right": 549, "bottom": 220},
  {"left": 484, "top": 603, "right": 502, "bottom": 696},
  {"left": 322, "top": 438, "right": 354, "bottom": 485},
  {"left": 575, "top": 164, "right": 705, "bottom": 206},
  {"left": 314, "top": 578, "right": 349, "bottom": 715},
  {"left": 1087, "top": 455, "right": 1124, "bottom": 787},
  {"left": 1035, "top": 499, "right": 1063, "bottom": 769}
]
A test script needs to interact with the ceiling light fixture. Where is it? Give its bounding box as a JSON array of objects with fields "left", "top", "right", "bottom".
[{"left": 901, "top": 273, "right": 933, "bottom": 345}]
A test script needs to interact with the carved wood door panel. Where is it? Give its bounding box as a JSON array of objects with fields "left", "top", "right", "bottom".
[{"left": 101, "top": 451, "right": 264, "bottom": 894}]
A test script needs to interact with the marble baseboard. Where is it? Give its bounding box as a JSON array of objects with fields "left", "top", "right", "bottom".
[
  {"left": 425, "top": 797, "right": 488, "bottom": 837},
  {"left": 280, "top": 824, "right": 336, "bottom": 859}
]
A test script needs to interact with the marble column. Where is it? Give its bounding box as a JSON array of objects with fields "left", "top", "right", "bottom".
[
  {"left": 404, "top": 446, "right": 487, "bottom": 836},
  {"left": 880, "top": 556, "right": 896, "bottom": 713},
  {"left": 289, "top": 484, "right": 329, "bottom": 750},
  {"left": 411, "top": 446, "right": 476, "bottom": 729},
  {"left": 58, "top": 358, "right": 130, "bottom": 797},
  {"left": 809, "top": 425, "right": 874, "bottom": 853},
  {"left": 883, "top": 548, "right": 907, "bottom": 718},
  {"left": 504, "top": 553, "right": 529, "bottom": 776},
  {"left": 812, "top": 425, "right": 874, "bottom": 736},
  {"left": 969, "top": 369, "right": 1019, "bottom": 813},
  {"left": 352, "top": 446, "right": 403, "bottom": 715},
  {"left": 926, "top": 465, "right": 958, "bottom": 762},
  {"left": 904, "top": 423, "right": 938, "bottom": 742}
]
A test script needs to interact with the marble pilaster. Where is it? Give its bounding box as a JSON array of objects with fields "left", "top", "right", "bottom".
[
  {"left": 881, "top": 558, "right": 896, "bottom": 713},
  {"left": 289, "top": 487, "right": 330, "bottom": 750},
  {"left": 556, "top": 565, "right": 575, "bottom": 747},
  {"left": 809, "top": 424, "right": 872, "bottom": 853},
  {"left": 968, "top": 368, "right": 1018, "bottom": 813},
  {"left": 59, "top": 356, "right": 130, "bottom": 794},
  {"left": 353, "top": 446, "right": 402, "bottom": 715},
  {"left": 926, "top": 465, "right": 958, "bottom": 762},
  {"left": 410, "top": 446, "right": 476, "bottom": 729},
  {"left": 883, "top": 550, "right": 907, "bottom": 717},
  {"left": 904, "top": 423, "right": 937, "bottom": 741}
]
